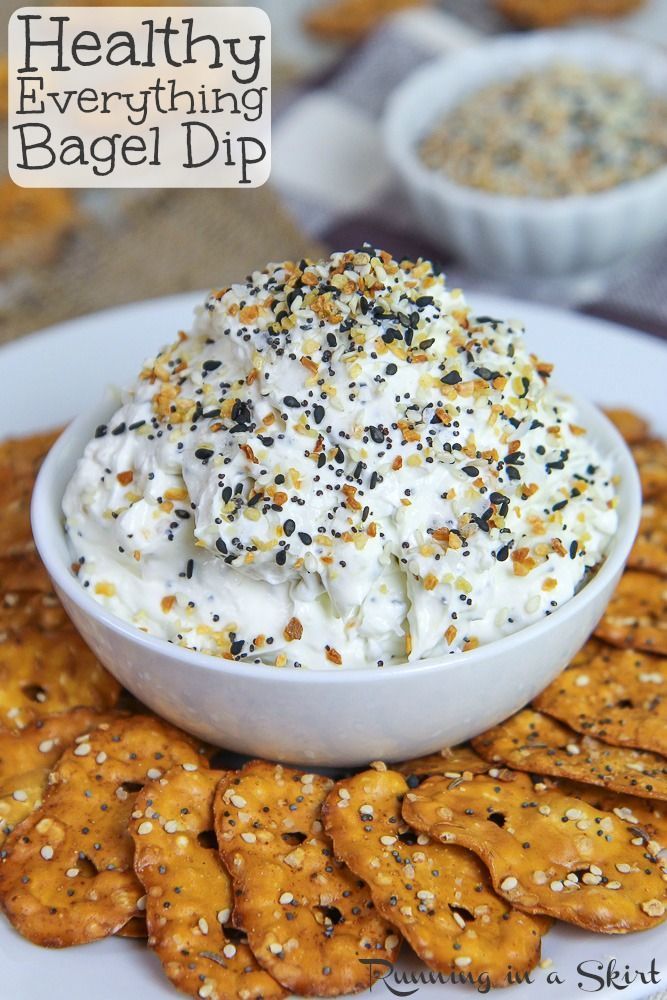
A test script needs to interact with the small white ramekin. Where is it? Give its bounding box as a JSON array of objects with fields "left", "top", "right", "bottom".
[
  {"left": 32, "top": 392, "right": 640, "bottom": 767},
  {"left": 383, "top": 31, "right": 667, "bottom": 297}
]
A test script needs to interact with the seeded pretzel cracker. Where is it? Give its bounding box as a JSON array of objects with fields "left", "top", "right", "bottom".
[
  {"left": 394, "top": 745, "right": 492, "bottom": 783},
  {"left": 402, "top": 770, "right": 667, "bottom": 932},
  {"left": 132, "top": 764, "right": 286, "bottom": 1000},
  {"left": 534, "top": 644, "right": 667, "bottom": 756},
  {"left": 472, "top": 709, "right": 667, "bottom": 801},
  {"left": 603, "top": 409, "right": 650, "bottom": 446},
  {"left": 495, "top": 0, "right": 642, "bottom": 26},
  {"left": 0, "top": 627, "right": 121, "bottom": 731},
  {"left": 595, "top": 572, "right": 667, "bottom": 655},
  {"left": 304, "top": 0, "right": 428, "bottom": 41},
  {"left": 0, "top": 552, "right": 52, "bottom": 593},
  {"left": 214, "top": 760, "right": 401, "bottom": 996},
  {"left": 0, "top": 708, "right": 118, "bottom": 847},
  {"left": 0, "top": 715, "right": 207, "bottom": 946},
  {"left": 632, "top": 439, "right": 667, "bottom": 500},
  {"left": 0, "top": 591, "right": 68, "bottom": 638},
  {"left": 553, "top": 780, "right": 667, "bottom": 848},
  {"left": 322, "top": 767, "right": 544, "bottom": 985},
  {"left": 629, "top": 498, "right": 667, "bottom": 577}
]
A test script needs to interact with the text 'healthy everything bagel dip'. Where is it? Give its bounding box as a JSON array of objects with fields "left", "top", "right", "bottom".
[{"left": 63, "top": 249, "right": 618, "bottom": 669}]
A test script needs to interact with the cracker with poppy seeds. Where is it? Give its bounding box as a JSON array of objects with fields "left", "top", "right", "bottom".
[
  {"left": 402, "top": 769, "right": 667, "bottom": 933},
  {"left": 472, "top": 709, "right": 667, "bottom": 801},
  {"left": 595, "top": 571, "right": 667, "bottom": 655},
  {"left": 534, "top": 644, "right": 667, "bottom": 756},
  {"left": 322, "top": 767, "right": 544, "bottom": 985},
  {"left": 628, "top": 498, "right": 667, "bottom": 577},
  {"left": 0, "top": 590, "right": 68, "bottom": 638},
  {"left": 603, "top": 409, "right": 650, "bottom": 445},
  {"left": 0, "top": 715, "right": 207, "bottom": 946},
  {"left": 214, "top": 760, "right": 401, "bottom": 997},
  {"left": 393, "top": 745, "right": 491, "bottom": 782},
  {"left": 0, "top": 491, "right": 34, "bottom": 557},
  {"left": 304, "top": 0, "right": 428, "bottom": 42},
  {"left": 0, "top": 552, "right": 52, "bottom": 593},
  {"left": 632, "top": 439, "right": 667, "bottom": 500},
  {"left": 0, "top": 626, "right": 121, "bottom": 731},
  {"left": 131, "top": 764, "right": 286, "bottom": 1000},
  {"left": 550, "top": 778, "right": 667, "bottom": 849},
  {"left": 0, "top": 428, "right": 62, "bottom": 476},
  {"left": 0, "top": 708, "right": 121, "bottom": 847}
]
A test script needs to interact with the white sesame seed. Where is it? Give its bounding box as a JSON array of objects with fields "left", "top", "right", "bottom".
[
  {"left": 164, "top": 820, "right": 178, "bottom": 834},
  {"left": 338, "top": 788, "right": 350, "bottom": 799},
  {"left": 66, "top": 868, "right": 80, "bottom": 878},
  {"left": 589, "top": 865, "right": 602, "bottom": 876},
  {"left": 550, "top": 881, "right": 564, "bottom": 893},
  {"left": 223, "top": 944, "right": 237, "bottom": 958},
  {"left": 217, "top": 908, "right": 231, "bottom": 924},
  {"left": 198, "top": 917, "right": 209, "bottom": 935},
  {"left": 147, "top": 768, "right": 162, "bottom": 780},
  {"left": 417, "top": 890, "right": 434, "bottom": 900},
  {"left": 500, "top": 877, "right": 518, "bottom": 892},
  {"left": 616, "top": 863, "right": 633, "bottom": 874},
  {"left": 269, "top": 943, "right": 283, "bottom": 954},
  {"left": 182, "top": 763, "right": 198, "bottom": 772},
  {"left": 96, "top": 752, "right": 107, "bottom": 765},
  {"left": 38, "top": 740, "right": 55, "bottom": 753},
  {"left": 452, "top": 912, "right": 466, "bottom": 930},
  {"left": 12, "top": 790, "right": 28, "bottom": 802},
  {"left": 385, "top": 934, "right": 400, "bottom": 950},
  {"left": 565, "top": 809, "right": 583, "bottom": 821},
  {"left": 279, "top": 892, "right": 294, "bottom": 905},
  {"left": 565, "top": 744, "right": 580, "bottom": 756},
  {"left": 360, "top": 804, "right": 374, "bottom": 817},
  {"left": 575, "top": 675, "right": 590, "bottom": 687},
  {"left": 137, "top": 822, "right": 153, "bottom": 836},
  {"left": 73, "top": 743, "right": 91, "bottom": 757},
  {"left": 137, "top": 895, "right": 147, "bottom": 910},
  {"left": 581, "top": 873, "right": 601, "bottom": 885},
  {"left": 230, "top": 794, "right": 247, "bottom": 808},
  {"left": 380, "top": 835, "right": 397, "bottom": 846},
  {"left": 40, "top": 845, "right": 54, "bottom": 861},
  {"left": 606, "top": 881, "right": 622, "bottom": 890},
  {"left": 539, "top": 805, "right": 551, "bottom": 816},
  {"left": 532, "top": 871, "right": 547, "bottom": 885},
  {"left": 455, "top": 957, "right": 472, "bottom": 968},
  {"left": 241, "top": 832, "right": 256, "bottom": 843},
  {"left": 198, "top": 985, "right": 213, "bottom": 999},
  {"left": 417, "top": 834, "right": 430, "bottom": 845}
]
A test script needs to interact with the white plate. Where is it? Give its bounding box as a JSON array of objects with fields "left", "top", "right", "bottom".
[{"left": 2, "top": 292, "right": 666, "bottom": 1000}]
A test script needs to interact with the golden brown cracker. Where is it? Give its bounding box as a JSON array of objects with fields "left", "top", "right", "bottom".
[
  {"left": 0, "top": 56, "right": 7, "bottom": 120},
  {"left": 629, "top": 498, "right": 667, "bottom": 577},
  {"left": 132, "top": 764, "right": 286, "bottom": 1000},
  {"left": 472, "top": 709, "right": 667, "bottom": 801},
  {"left": 403, "top": 769, "right": 667, "bottom": 933},
  {"left": 0, "top": 708, "right": 117, "bottom": 847},
  {"left": 0, "top": 626, "right": 121, "bottom": 731},
  {"left": 0, "top": 493, "right": 34, "bottom": 558},
  {"left": 393, "top": 746, "right": 491, "bottom": 782},
  {"left": 595, "top": 571, "right": 667, "bottom": 655},
  {"left": 632, "top": 439, "right": 667, "bottom": 500},
  {"left": 534, "top": 644, "right": 667, "bottom": 756},
  {"left": 0, "top": 590, "right": 68, "bottom": 638},
  {"left": 304, "top": 0, "right": 428, "bottom": 41},
  {"left": 0, "top": 715, "right": 207, "bottom": 946},
  {"left": 495, "top": 0, "right": 642, "bottom": 26},
  {"left": 603, "top": 408, "right": 651, "bottom": 445},
  {"left": 0, "top": 182, "right": 78, "bottom": 274},
  {"left": 552, "top": 779, "right": 667, "bottom": 848},
  {"left": 323, "top": 767, "right": 543, "bottom": 985},
  {"left": 0, "top": 428, "right": 61, "bottom": 474},
  {"left": 0, "top": 552, "right": 52, "bottom": 593},
  {"left": 214, "top": 760, "right": 401, "bottom": 996}
]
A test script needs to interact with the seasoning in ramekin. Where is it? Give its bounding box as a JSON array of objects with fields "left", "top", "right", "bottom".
[{"left": 420, "top": 65, "right": 667, "bottom": 198}]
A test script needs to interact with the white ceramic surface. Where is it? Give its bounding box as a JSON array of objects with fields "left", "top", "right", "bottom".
[
  {"left": 383, "top": 31, "right": 667, "bottom": 293},
  {"left": 32, "top": 315, "right": 639, "bottom": 768},
  {"left": 3, "top": 292, "right": 666, "bottom": 1000}
]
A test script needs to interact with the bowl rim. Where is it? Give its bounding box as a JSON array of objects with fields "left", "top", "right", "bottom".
[
  {"left": 382, "top": 27, "right": 667, "bottom": 214},
  {"left": 32, "top": 387, "right": 641, "bottom": 686}
]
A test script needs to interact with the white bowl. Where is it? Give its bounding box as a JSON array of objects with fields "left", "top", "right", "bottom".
[
  {"left": 383, "top": 31, "right": 667, "bottom": 297},
  {"left": 32, "top": 393, "right": 640, "bottom": 767}
]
